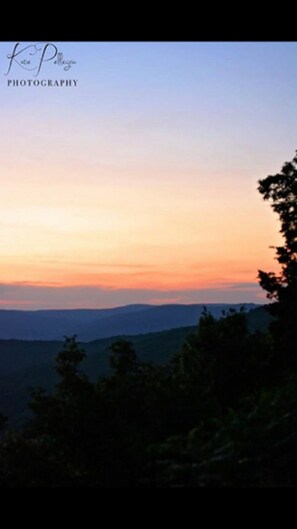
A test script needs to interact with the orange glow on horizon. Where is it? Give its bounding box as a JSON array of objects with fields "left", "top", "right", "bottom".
[{"left": 0, "top": 168, "right": 282, "bottom": 294}]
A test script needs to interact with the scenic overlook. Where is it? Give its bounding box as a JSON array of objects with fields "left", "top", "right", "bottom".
[{"left": 0, "top": 41, "right": 297, "bottom": 487}]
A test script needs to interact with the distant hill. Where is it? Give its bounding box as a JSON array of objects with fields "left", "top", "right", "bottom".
[
  {"left": 0, "top": 305, "right": 151, "bottom": 341},
  {"left": 0, "top": 305, "right": 272, "bottom": 429},
  {"left": 0, "top": 303, "right": 258, "bottom": 341},
  {"left": 0, "top": 326, "right": 193, "bottom": 429}
]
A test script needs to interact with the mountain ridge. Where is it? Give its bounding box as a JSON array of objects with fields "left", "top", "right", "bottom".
[{"left": 0, "top": 303, "right": 259, "bottom": 341}]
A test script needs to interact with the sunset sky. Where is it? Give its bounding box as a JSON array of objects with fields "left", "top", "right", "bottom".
[{"left": 0, "top": 41, "right": 296, "bottom": 309}]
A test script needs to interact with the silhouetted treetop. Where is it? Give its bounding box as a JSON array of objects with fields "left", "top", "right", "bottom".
[{"left": 258, "top": 150, "right": 297, "bottom": 367}]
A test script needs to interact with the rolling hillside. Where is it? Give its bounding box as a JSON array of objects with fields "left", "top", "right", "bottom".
[
  {"left": 0, "top": 326, "right": 193, "bottom": 429},
  {"left": 0, "top": 303, "right": 258, "bottom": 341},
  {"left": 0, "top": 305, "right": 272, "bottom": 429}
]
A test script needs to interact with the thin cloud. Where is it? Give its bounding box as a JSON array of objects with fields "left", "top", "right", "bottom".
[{"left": 0, "top": 281, "right": 265, "bottom": 310}]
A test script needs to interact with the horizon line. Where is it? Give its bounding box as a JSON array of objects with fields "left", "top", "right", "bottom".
[{"left": 0, "top": 301, "right": 264, "bottom": 312}]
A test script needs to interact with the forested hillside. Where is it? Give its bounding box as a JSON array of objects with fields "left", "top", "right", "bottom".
[{"left": 0, "top": 152, "right": 297, "bottom": 487}]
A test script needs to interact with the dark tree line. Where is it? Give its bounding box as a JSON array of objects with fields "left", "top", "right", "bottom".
[{"left": 1, "top": 151, "right": 297, "bottom": 486}]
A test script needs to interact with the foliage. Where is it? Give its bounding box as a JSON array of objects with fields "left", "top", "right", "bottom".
[
  {"left": 258, "top": 151, "right": 297, "bottom": 368},
  {"left": 0, "top": 311, "right": 272, "bottom": 487},
  {"left": 172, "top": 308, "right": 273, "bottom": 412},
  {"left": 150, "top": 376, "right": 297, "bottom": 487}
]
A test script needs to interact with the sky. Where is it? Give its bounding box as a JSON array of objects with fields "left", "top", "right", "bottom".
[{"left": 0, "top": 41, "right": 296, "bottom": 309}]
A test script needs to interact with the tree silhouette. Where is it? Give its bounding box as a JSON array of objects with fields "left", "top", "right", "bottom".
[
  {"left": 258, "top": 150, "right": 297, "bottom": 368},
  {"left": 109, "top": 339, "right": 139, "bottom": 376}
]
